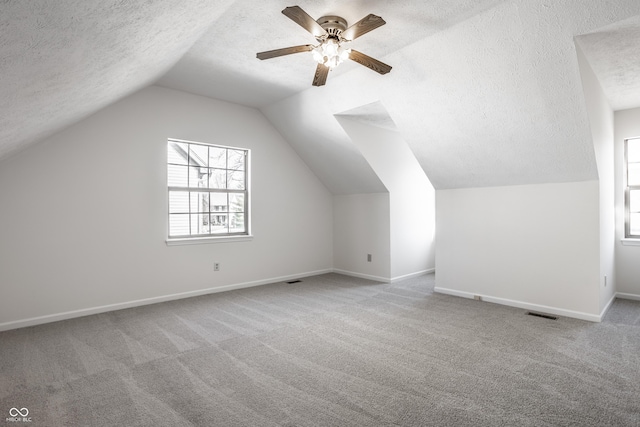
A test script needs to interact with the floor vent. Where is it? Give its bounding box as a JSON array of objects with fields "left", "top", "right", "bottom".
[
  {"left": 286, "top": 280, "right": 302, "bottom": 284},
  {"left": 526, "top": 311, "right": 558, "bottom": 320}
]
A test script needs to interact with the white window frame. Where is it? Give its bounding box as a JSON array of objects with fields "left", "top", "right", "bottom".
[
  {"left": 166, "top": 138, "right": 251, "bottom": 245},
  {"left": 624, "top": 137, "right": 640, "bottom": 239}
]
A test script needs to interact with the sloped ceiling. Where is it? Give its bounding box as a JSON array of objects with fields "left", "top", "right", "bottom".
[
  {"left": 576, "top": 15, "right": 640, "bottom": 112},
  {"left": 337, "top": 101, "right": 398, "bottom": 132},
  {"left": 157, "top": 0, "right": 503, "bottom": 108},
  {"left": 261, "top": 1, "right": 640, "bottom": 190},
  {"left": 0, "top": 0, "right": 236, "bottom": 160},
  {"left": 2, "top": 0, "right": 640, "bottom": 192},
  {"left": 262, "top": 91, "right": 387, "bottom": 194}
]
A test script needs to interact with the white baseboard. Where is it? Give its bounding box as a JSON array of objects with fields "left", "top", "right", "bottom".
[
  {"left": 0, "top": 269, "right": 333, "bottom": 332},
  {"left": 433, "top": 287, "right": 473, "bottom": 299},
  {"left": 391, "top": 268, "right": 435, "bottom": 283},
  {"left": 599, "top": 293, "right": 616, "bottom": 320},
  {"left": 332, "top": 268, "right": 435, "bottom": 284},
  {"left": 433, "top": 286, "right": 602, "bottom": 322},
  {"left": 616, "top": 292, "right": 640, "bottom": 301},
  {"left": 332, "top": 269, "right": 390, "bottom": 283}
]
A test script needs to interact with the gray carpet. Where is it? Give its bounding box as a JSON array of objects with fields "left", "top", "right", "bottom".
[{"left": 1, "top": 273, "right": 639, "bottom": 426}]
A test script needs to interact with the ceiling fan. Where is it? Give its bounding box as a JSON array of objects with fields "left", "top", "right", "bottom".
[{"left": 256, "top": 6, "right": 392, "bottom": 87}]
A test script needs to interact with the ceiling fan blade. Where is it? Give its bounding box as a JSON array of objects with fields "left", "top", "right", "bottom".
[
  {"left": 348, "top": 50, "right": 392, "bottom": 75},
  {"left": 312, "top": 63, "right": 329, "bottom": 86},
  {"left": 257, "top": 45, "right": 314, "bottom": 60},
  {"left": 341, "top": 14, "right": 386, "bottom": 41},
  {"left": 282, "top": 6, "right": 327, "bottom": 39}
]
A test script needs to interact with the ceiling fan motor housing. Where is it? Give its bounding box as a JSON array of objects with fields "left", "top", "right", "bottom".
[{"left": 316, "top": 16, "right": 347, "bottom": 39}]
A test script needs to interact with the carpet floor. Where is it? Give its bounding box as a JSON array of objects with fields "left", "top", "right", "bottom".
[{"left": 1, "top": 273, "right": 639, "bottom": 426}]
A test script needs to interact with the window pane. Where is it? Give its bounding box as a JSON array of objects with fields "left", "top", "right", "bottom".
[
  {"left": 168, "top": 165, "right": 188, "bottom": 187},
  {"left": 630, "top": 213, "right": 640, "bottom": 236},
  {"left": 230, "top": 212, "right": 245, "bottom": 233},
  {"left": 209, "top": 169, "right": 227, "bottom": 189},
  {"left": 169, "top": 214, "right": 189, "bottom": 236},
  {"left": 630, "top": 190, "right": 640, "bottom": 213},
  {"left": 228, "top": 150, "right": 245, "bottom": 171},
  {"left": 169, "top": 191, "right": 189, "bottom": 213},
  {"left": 628, "top": 163, "right": 640, "bottom": 186},
  {"left": 229, "top": 193, "right": 244, "bottom": 212},
  {"left": 189, "top": 144, "right": 208, "bottom": 166},
  {"left": 189, "top": 167, "right": 208, "bottom": 188},
  {"left": 210, "top": 192, "right": 227, "bottom": 212},
  {"left": 228, "top": 170, "right": 245, "bottom": 190},
  {"left": 168, "top": 141, "right": 188, "bottom": 165},
  {"left": 210, "top": 214, "right": 228, "bottom": 234},
  {"left": 628, "top": 139, "right": 640, "bottom": 163},
  {"left": 189, "top": 192, "right": 210, "bottom": 213},
  {"left": 191, "top": 213, "right": 209, "bottom": 235},
  {"left": 209, "top": 147, "right": 226, "bottom": 169}
]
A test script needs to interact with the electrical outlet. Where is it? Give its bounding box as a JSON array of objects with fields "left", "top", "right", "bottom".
[
  {"left": 474, "top": 295, "right": 482, "bottom": 301},
  {"left": 214, "top": 263, "right": 220, "bottom": 271},
  {"left": 604, "top": 275, "right": 607, "bottom": 287},
  {"left": 367, "top": 254, "right": 372, "bottom": 262}
]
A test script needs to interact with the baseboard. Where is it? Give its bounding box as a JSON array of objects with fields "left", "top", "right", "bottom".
[
  {"left": 332, "top": 268, "right": 435, "bottom": 283},
  {"left": 433, "top": 286, "right": 602, "bottom": 322},
  {"left": 391, "top": 268, "right": 435, "bottom": 283},
  {"left": 0, "top": 269, "right": 333, "bottom": 332},
  {"left": 599, "top": 293, "right": 616, "bottom": 320},
  {"left": 332, "top": 269, "right": 390, "bottom": 283},
  {"left": 616, "top": 292, "right": 640, "bottom": 301}
]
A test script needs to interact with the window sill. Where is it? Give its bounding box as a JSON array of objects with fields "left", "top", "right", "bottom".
[
  {"left": 621, "top": 238, "right": 640, "bottom": 246},
  {"left": 166, "top": 235, "right": 253, "bottom": 246}
]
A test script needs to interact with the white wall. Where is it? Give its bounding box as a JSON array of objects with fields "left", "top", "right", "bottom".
[
  {"left": 333, "top": 193, "right": 390, "bottom": 281},
  {"left": 335, "top": 117, "right": 436, "bottom": 280},
  {"left": 576, "top": 43, "right": 616, "bottom": 312},
  {"left": 435, "top": 181, "right": 602, "bottom": 321},
  {"left": 614, "top": 107, "right": 640, "bottom": 297},
  {"left": 0, "top": 86, "right": 333, "bottom": 329}
]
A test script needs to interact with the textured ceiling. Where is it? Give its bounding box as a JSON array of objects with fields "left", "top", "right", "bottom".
[
  {"left": 0, "top": 0, "right": 236, "bottom": 160},
  {"left": 576, "top": 15, "right": 640, "bottom": 111},
  {"left": 2, "top": 0, "right": 640, "bottom": 192},
  {"left": 263, "top": 1, "right": 640, "bottom": 190},
  {"left": 157, "top": 0, "right": 504, "bottom": 108}
]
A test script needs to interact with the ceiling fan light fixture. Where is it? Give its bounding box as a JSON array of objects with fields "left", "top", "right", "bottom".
[
  {"left": 255, "top": 6, "right": 392, "bottom": 86},
  {"left": 311, "top": 45, "right": 324, "bottom": 63},
  {"left": 324, "top": 38, "right": 338, "bottom": 56},
  {"left": 312, "top": 39, "right": 351, "bottom": 70}
]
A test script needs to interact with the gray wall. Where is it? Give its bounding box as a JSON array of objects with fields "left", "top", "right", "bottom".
[
  {"left": 615, "top": 107, "right": 640, "bottom": 298},
  {"left": 435, "top": 181, "right": 601, "bottom": 321},
  {"left": 0, "top": 86, "right": 334, "bottom": 329}
]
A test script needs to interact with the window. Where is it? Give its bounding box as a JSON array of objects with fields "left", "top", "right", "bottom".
[
  {"left": 625, "top": 137, "right": 640, "bottom": 238},
  {"left": 167, "top": 139, "right": 249, "bottom": 240}
]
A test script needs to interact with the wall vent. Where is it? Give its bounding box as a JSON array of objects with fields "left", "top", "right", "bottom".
[
  {"left": 526, "top": 311, "right": 558, "bottom": 320},
  {"left": 286, "top": 280, "right": 302, "bottom": 284}
]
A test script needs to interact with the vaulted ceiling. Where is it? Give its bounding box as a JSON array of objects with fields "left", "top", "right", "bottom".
[{"left": 2, "top": 0, "right": 640, "bottom": 192}]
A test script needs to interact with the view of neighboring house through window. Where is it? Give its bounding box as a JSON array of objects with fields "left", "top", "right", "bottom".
[
  {"left": 167, "top": 139, "right": 249, "bottom": 238},
  {"left": 625, "top": 137, "right": 640, "bottom": 238}
]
